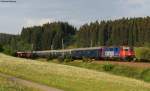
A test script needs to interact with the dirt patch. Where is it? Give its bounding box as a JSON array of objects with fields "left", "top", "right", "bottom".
[{"left": 0, "top": 73, "right": 63, "bottom": 91}]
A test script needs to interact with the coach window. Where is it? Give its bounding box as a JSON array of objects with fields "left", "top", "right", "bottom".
[
  {"left": 125, "top": 49, "right": 128, "bottom": 51},
  {"left": 105, "top": 48, "right": 109, "bottom": 51},
  {"left": 116, "top": 48, "right": 118, "bottom": 50},
  {"left": 110, "top": 48, "right": 113, "bottom": 51}
]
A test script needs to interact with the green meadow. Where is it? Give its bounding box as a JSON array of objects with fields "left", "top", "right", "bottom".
[{"left": 0, "top": 53, "right": 150, "bottom": 91}]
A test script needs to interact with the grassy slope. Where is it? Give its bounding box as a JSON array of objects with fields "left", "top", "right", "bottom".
[
  {"left": 0, "top": 54, "right": 150, "bottom": 91},
  {"left": 60, "top": 60, "right": 150, "bottom": 82},
  {"left": 0, "top": 76, "right": 39, "bottom": 91}
]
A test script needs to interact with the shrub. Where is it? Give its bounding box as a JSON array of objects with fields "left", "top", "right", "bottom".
[
  {"left": 64, "top": 55, "right": 73, "bottom": 63},
  {"left": 112, "top": 66, "right": 140, "bottom": 78},
  {"left": 135, "top": 47, "right": 150, "bottom": 62},
  {"left": 47, "top": 54, "right": 56, "bottom": 61},
  {"left": 2, "top": 45, "right": 16, "bottom": 56},
  {"left": 140, "top": 69, "right": 150, "bottom": 82},
  {"left": 57, "top": 55, "right": 73, "bottom": 63},
  {"left": 82, "top": 57, "right": 92, "bottom": 63},
  {"left": 102, "top": 62, "right": 115, "bottom": 71},
  {"left": 57, "top": 56, "right": 65, "bottom": 63},
  {"left": 0, "top": 44, "right": 4, "bottom": 52}
]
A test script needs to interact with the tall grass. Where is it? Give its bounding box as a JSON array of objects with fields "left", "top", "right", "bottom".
[
  {"left": 63, "top": 61, "right": 150, "bottom": 82},
  {"left": 0, "top": 54, "right": 150, "bottom": 91}
]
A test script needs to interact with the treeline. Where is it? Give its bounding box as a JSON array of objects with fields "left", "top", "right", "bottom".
[
  {"left": 0, "top": 33, "right": 16, "bottom": 45},
  {"left": 21, "top": 22, "right": 76, "bottom": 50},
  {"left": 0, "top": 33, "right": 18, "bottom": 54},
  {"left": 0, "top": 33, "right": 32, "bottom": 55},
  {"left": 0, "top": 22, "right": 76, "bottom": 54},
  {"left": 77, "top": 17, "right": 150, "bottom": 47},
  {"left": 77, "top": 17, "right": 150, "bottom": 61}
]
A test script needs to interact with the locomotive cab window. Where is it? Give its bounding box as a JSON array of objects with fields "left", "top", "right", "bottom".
[
  {"left": 110, "top": 48, "right": 113, "bottom": 51},
  {"left": 114, "top": 48, "right": 119, "bottom": 51}
]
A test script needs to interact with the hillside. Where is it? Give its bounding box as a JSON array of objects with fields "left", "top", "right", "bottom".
[{"left": 0, "top": 54, "right": 150, "bottom": 91}]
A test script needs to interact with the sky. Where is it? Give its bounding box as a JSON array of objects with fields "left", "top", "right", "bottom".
[{"left": 0, "top": 0, "right": 150, "bottom": 34}]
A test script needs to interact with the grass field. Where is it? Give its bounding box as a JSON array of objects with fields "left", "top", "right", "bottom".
[
  {"left": 0, "top": 76, "right": 39, "bottom": 91},
  {"left": 0, "top": 53, "right": 150, "bottom": 91},
  {"left": 58, "top": 60, "right": 150, "bottom": 82}
]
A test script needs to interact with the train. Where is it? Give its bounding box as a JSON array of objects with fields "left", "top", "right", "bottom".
[{"left": 16, "top": 46, "right": 135, "bottom": 61}]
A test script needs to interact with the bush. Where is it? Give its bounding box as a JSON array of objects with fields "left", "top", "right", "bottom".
[
  {"left": 47, "top": 54, "right": 56, "bottom": 61},
  {"left": 140, "top": 69, "right": 150, "bottom": 82},
  {"left": 57, "top": 55, "right": 73, "bottom": 63},
  {"left": 112, "top": 66, "right": 140, "bottom": 78},
  {"left": 82, "top": 57, "right": 92, "bottom": 63},
  {"left": 102, "top": 62, "right": 115, "bottom": 71},
  {"left": 64, "top": 55, "right": 73, "bottom": 63},
  {"left": 2, "top": 45, "right": 16, "bottom": 56},
  {"left": 135, "top": 47, "right": 150, "bottom": 62},
  {"left": 57, "top": 56, "right": 65, "bottom": 63},
  {"left": 0, "top": 44, "right": 4, "bottom": 52}
]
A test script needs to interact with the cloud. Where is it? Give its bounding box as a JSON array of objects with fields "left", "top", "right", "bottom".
[
  {"left": 1, "top": 0, "right": 150, "bottom": 34},
  {"left": 23, "top": 18, "right": 86, "bottom": 29},
  {"left": 23, "top": 18, "right": 56, "bottom": 27},
  {"left": 126, "top": 0, "right": 145, "bottom": 5},
  {"left": 117, "top": 0, "right": 150, "bottom": 17}
]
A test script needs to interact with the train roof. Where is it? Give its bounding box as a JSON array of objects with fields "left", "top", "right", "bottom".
[
  {"left": 33, "top": 47, "right": 103, "bottom": 53},
  {"left": 17, "top": 46, "right": 133, "bottom": 53}
]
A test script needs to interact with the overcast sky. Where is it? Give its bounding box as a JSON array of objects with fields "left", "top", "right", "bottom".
[{"left": 0, "top": 0, "right": 150, "bottom": 34}]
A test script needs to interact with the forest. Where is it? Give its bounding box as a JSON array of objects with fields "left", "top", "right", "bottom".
[
  {"left": 21, "top": 22, "right": 76, "bottom": 50},
  {"left": 0, "top": 17, "right": 150, "bottom": 55},
  {"left": 77, "top": 17, "right": 150, "bottom": 47}
]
